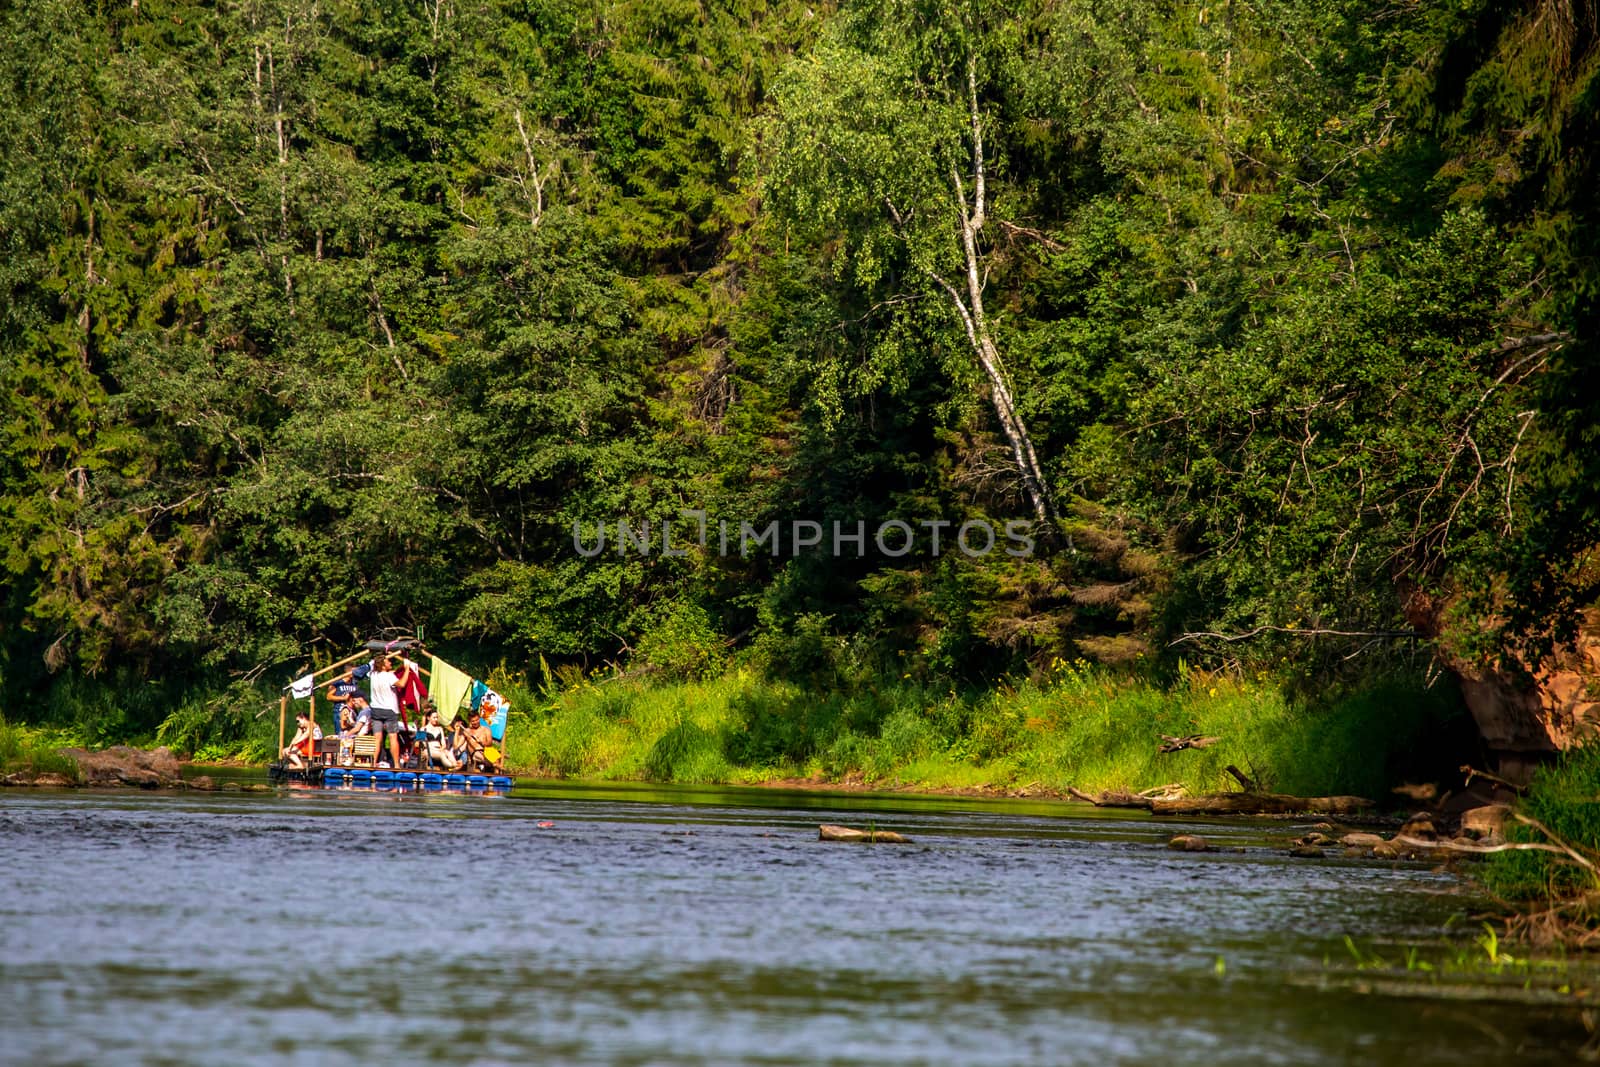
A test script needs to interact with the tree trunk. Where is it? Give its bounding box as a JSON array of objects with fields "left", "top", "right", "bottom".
[
  {"left": 928, "top": 56, "right": 1056, "bottom": 525},
  {"left": 1150, "top": 793, "right": 1375, "bottom": 816}
]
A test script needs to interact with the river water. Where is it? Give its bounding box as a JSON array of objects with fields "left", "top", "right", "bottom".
[{"left": 0, "top": 783, "right": 1585, "bottom": 1065}]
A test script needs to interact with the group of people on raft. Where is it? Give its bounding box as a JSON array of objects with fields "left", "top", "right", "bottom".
[{"left": 281, "top": 653, "right": 506, "bottom": 773}]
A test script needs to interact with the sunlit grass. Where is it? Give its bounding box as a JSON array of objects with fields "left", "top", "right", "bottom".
[
  {"left": 496, "top": 663, "right": 1459, "bottom": 798},
  {"left": 0, "top": 717, "right": 83, "bottom": 781}
]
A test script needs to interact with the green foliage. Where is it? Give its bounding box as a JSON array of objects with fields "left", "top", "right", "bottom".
[
  {"left": 0, "top": 0, "right": 1594, "bottom": 816},
  {"left": 153, "top": 682, "right": 278, "bottom": 763},
  {"left": 637, "top": 601, "right": 726, "bottom": 680},
  {"left": 1483, "top": 745, "right": 1600, "bottom": 905},
  {"left": 644, "top": 719, "right": 731, "bottom": 782},
  {"left": 0, "top": 718, "right": 83, "bottom": 782}
]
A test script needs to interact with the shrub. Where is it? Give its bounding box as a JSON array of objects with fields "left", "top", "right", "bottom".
[{"left": 637, "top": 602, "right": 726, "bottom": 680}]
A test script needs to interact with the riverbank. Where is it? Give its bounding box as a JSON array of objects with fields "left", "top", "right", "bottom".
[
  {"left": 1479, "top": 745, "right": 1600, "bottom": 945},
  {"left": 498, "top": 666, "right": 1467, "bottom": 801},
  {"left": 6, "top": 665, "right": 1466, "bottom": 800}
]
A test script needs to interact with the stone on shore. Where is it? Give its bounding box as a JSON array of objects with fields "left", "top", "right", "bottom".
[
  {"left": 1460, "top": 804, "right": 1512, "bottom": 838},
  {"left": 60, "top": 746, "right": 184, "bottom": 788},
  {"left": 1, "top": 772, "right": 77, "bottom": 788}
]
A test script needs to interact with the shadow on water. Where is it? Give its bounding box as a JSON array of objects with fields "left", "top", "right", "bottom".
[{"left": 1, "top": 785, "right": 1593, "bottom": 1065}]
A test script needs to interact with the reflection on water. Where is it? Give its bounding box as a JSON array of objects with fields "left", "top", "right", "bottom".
[{"left": 0, "top": 785, "right": 1585, "bottom": 1066}]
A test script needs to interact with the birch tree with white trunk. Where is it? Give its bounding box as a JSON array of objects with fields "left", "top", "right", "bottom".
[{"left": 762, "top": 0, "right": 1059, "bottom": 526}]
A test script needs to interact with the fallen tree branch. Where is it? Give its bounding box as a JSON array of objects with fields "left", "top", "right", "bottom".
[
  {"left": 1159, "top": 734, "right": 1221, "bottom": 753},
  {"left": 819, "top": 823, "right": 910, "bottom": 844},
  {"left": 1513, "top": 813, "right": 1599, "bottom": 873},
  {"left": 1151, "top": 793, "right": 1374, "bottom": 816},
  {"left": 1170, "top": 626, "right": 1424, "bottom": 646},
  {"left": 1393, "top": 834, "right": 1583, "bottom": 860},
  {"left": 1225, "top": 764, "right": 1257, "bottom": 792},
  {"left": 1068, "top": 786, "right": 1153, "bottom": 810},
  {"left": 1460, "top": 764, "right": 1528, "bottom": 795}
]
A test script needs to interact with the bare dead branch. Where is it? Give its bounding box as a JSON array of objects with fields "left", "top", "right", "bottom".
[{"left": 1170, "top": 625, "right": 1425, "bottom": 646}]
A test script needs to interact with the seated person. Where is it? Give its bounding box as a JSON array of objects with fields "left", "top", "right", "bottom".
[
  {"left": 282, "top": 711, "right": 316, "bottom": 769},
  {"left": 459, "top": 712, "right": 501, "bottom": 772},
  {"left": 416, "top": 709, "right": 459, "bottom": 770},
  {"left": 461, "top": 694, "right": 508, "bottom": 771},
  {"left": 337, "top": 697, "right": 372, "bottom": 764},
  {"left": 478, "top": 697, "right": 508, "bottom": 747},
  {"left": 448, "top": 713, "right": 478, "bottom": 768}
]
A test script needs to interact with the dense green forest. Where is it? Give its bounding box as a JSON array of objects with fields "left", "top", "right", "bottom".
[{"left": 1, "top": 0, "right": 1596, "bottom": 765}]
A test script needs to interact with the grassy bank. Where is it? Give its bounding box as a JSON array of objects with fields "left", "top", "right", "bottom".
[
  {"left": 1482, "top": 746, "right": 1600, "bottom": 939},
  {"left": 0, "top": 718, "right": 83, "bottom": 781},
  {"left": 497, "top": 663, "right": 1464, "bottom": 799},
  {"left": 5, "top": 661, "right": 1464, "bottom": 801}
]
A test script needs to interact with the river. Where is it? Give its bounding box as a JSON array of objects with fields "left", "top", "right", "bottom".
[{"left": 0, "top": 783, "right": 1586, "bottom": 1065}]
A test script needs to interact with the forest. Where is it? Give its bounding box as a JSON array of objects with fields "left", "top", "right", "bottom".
[{"left": 1, "top": 0, "right": 1596, "bottom": 800}]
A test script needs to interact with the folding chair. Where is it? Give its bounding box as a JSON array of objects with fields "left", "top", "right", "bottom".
[{"left": 348, "top": 736, "right": 380, "bottom": 768}]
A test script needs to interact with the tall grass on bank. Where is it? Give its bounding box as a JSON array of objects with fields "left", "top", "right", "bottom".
[
  {"left": 0, "top": 717, "right": 83, "bottom": 781},
  {"left": 5, "top": 671, "right": 293, "bottom": 764},
  {"left": 7, "top": 656, "right": 1461, "bottom": 798},
  {"left": 500, "top": 662, "right": 1463, "bottom": 797},
  {"left": 1482, "top": 746, "right": 1600, "bottom": 913}
]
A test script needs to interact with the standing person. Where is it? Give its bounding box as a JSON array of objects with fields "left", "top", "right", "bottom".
[
  {"left": 365, "top": 655, "right": 404, "bottom": 769},
  {"left": 326, "top": 670, "right": 362, "bottom": 719}
]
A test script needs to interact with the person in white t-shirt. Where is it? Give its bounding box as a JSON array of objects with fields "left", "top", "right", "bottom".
[{"left": 366, "top": 655, "right": 403, "bottom": 768}]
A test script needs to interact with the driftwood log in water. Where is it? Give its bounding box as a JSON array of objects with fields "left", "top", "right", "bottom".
[
  {"left": 1150, "top": 793, "right": 1375, "bottom": 816},
  {"left": 1068, "top": 783, "right": 1186, "bottom": 809},
  {"left": 818, "top": 824, "right": 911, "bottom": 843},
  {"left": 1068, "top": 786, "right": 1150, "bottom": 809}
]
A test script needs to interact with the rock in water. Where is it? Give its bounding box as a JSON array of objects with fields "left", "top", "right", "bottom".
[
  {"left": 1339, "top": 832, "right": 1385, "bottom": 848},
  {"left": 818, "top": 824, "right": 910, "bottom": 843},
  {"left": 1167, "top": 835, "right": 1209, "bottom": 852},
  {"left": 1398, "top": 813, "right": 1437, "bottom": 840}
]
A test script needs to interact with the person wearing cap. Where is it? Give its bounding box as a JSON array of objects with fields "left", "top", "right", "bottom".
[
  {"left": 326, "top": 670, "right": 361, "bottom": 718},
  {"left": 336, "top": 696, "right": 372, "bottom": 764}
]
